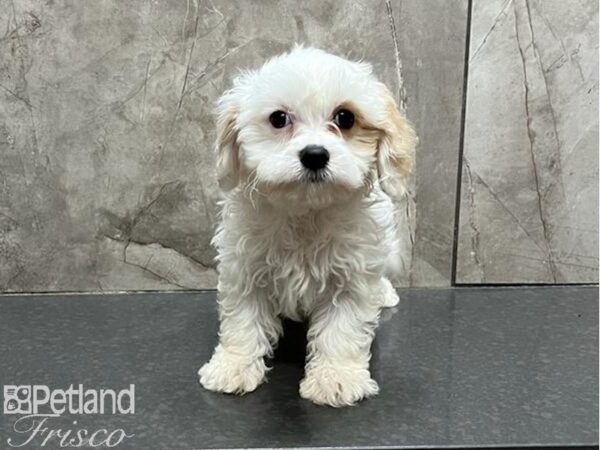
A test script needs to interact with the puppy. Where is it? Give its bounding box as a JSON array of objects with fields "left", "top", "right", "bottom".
[{"left": 199, "top": 46, "right": 416, "bottom": 407}]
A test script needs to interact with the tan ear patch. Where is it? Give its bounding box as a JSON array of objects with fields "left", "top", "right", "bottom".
[
  {"left": 375, "top": 90, "right": 417, "bottom": 198},
  {"left": 384, "top": 101, "right": 416, "bottom": 180},
  {"left": 215, "top": 105, "right": 240, "bottom": 191}
]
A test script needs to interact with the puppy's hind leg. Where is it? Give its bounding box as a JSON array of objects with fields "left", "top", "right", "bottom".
[
  {"left": 379, "top": 277, "right": 399, "bottom": 308},
  {"left": 199, "top": 285, "right": 281, "bottom": 395}
]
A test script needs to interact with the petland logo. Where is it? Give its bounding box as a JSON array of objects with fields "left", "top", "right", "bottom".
[{"left": 3, "top": 384, "right": 135, "bottom": 448}]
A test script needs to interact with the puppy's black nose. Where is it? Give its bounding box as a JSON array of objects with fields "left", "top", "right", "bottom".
[{"left": 299, "top": 145, "right": 329, "bottom": 171}]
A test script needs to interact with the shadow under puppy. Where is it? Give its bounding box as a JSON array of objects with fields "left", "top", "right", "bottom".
[{"left": 199, "top": 46, "right": 417, "bottom": 407}]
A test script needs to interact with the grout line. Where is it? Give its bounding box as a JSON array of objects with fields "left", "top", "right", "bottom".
[
  {"left": 0, "top": 285, "right": 596, "bottom": 298},
  {"left": 451, "top": 0, "right": 474, "bottom": 286},
  {"left": 0, "top": 289, "right": 218, "bottom": 297}
]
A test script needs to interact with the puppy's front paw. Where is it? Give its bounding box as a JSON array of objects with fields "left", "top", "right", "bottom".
[
  {"left": 299, "top": 365, "right": 379, "bottom": 407},
  {"left": 198, "top": 350, "right": 267, "bottom": 395}
]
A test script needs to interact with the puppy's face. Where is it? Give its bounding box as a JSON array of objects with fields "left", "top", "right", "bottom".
[{"left": 215, "top": 47, "right": 416, "bottom": 211}]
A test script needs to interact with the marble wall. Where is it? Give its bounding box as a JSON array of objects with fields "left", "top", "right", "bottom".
[
  {"left": 0, "top": 0, "right": 596, "bottom": 292},
  {"left": 0, "top": 0, "right": 469, "bottom": 292},
  {"left": 456, "top": 0, "right": 599, "bottom": 283}
]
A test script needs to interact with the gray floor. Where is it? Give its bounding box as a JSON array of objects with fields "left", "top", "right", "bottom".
[{"left": 0, "top": 287, "right": 597, "bottom": 450}]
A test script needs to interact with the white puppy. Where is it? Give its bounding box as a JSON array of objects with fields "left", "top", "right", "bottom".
[{"left": 199, "top": 46, "right": 417, "bottom": 407}]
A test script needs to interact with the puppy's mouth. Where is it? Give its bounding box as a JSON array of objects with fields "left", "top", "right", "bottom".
[{"left": 301, "top": 169, "right": 329, "bottom": 184}]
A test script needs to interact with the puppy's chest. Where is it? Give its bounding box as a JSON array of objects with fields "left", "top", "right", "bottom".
[
  {"left": 266, "top": 239, "right": 333, "bottom": 318},
  {"left": 263, "top": 224, "right": 376, "bottom": 318}
]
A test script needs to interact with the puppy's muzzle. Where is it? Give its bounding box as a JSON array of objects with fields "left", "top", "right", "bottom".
[{"left": 299, "top": 145, "right": 329, "bottom": 172}]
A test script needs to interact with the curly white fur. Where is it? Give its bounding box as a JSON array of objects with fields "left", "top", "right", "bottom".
[{"left": 199, "top": 46, "right": 416, "bottom": 407}]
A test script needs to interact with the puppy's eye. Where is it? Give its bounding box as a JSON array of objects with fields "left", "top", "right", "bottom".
[
  {"left": 269, "top": 110, "right": 290, "bottom": 129},
  {"left": 333, "top": 109, "right": 355, "bottom": 130}
]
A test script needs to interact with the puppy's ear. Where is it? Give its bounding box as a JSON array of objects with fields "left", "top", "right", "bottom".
[
  {"left": 214, "top": 90, "right": 241, "bottom": 191},
  {"left": 376, "top": 84, "right": 417, "bottom": 199}
]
